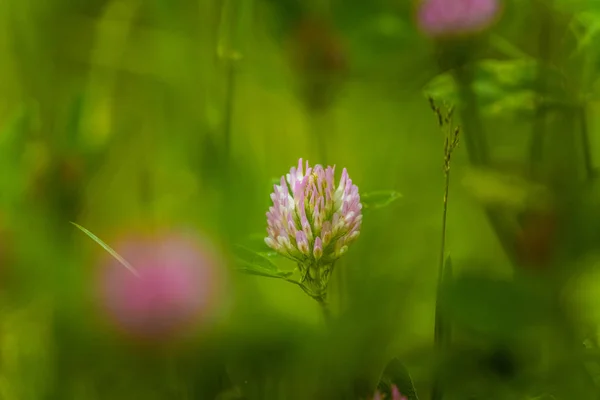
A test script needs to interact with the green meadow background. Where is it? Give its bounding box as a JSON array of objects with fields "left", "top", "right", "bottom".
[{"left": 3, "top": 0, "right": 600, "bottom": 399}]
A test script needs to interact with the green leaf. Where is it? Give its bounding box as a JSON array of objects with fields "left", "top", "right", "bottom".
[
  {"left": 442, "top": 272, "right": 551, "bottom": 338},
  {"left": 233, "top": 245, "right": 292, "bottom": 279},
  {"left": 240, "top": 233, "right": 281, "bottom": 258},
  {"left": 0, "top": 104, "right": 36, "bottom": 207},
  {"left": 214, "top": 387, "right": 246, "bottom": 400},
  {"left": 71, "top": 222, "right": 139, "bottom": 277},
  {"left": 461, "top": 166, "right": 552, "bottom": 212},
  {"left": 0, "top": 103, "right": 36, "bottom": 164},
  {"left": 423, "top": 59, "right": 567, "bottom": 118},
  {"left": 64, "top": 93, "right": 85, "bottom": 150},
  {"left": 361, "top": 190, "right": 402, "bottom": 210},
  {"left": 377, "top": 358, "right": 419, "bottom": 400}
]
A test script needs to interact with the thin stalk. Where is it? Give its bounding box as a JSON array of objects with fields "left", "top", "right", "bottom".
[
  {"left": 285, "top": 268, "right": 332, "bottom": 323},
  {"left": 217, "top": 61, "right": 237, "bottom": 239},
  {"left": 529, "top": 0, "right": 552, "bottom": 173},
  {"left": 317, "top": 296, "right": 332, "bottom": 323},
  {"left": 579, "top": 105, "right": 594, "bottom": 181},
  {"left": 217, "top": 0, "right": 253, "bottom": 167},
  {"left": 216, "top": 0, "right": 249, "bottom": 237},
  {"left": 431, "top": 197, "right": 451, "bottom": 400},
  {"left": 428, "top": 104, "right": 459, "bottom": 400},
  {"left": 436, "top": 170, "right": 451, "bottom": 301},
  {"left": 291, "top": 280, "right": 332, "bottom": 322},
  {"left": 222, "top": 61, "right": 237, "bottom": 166}
]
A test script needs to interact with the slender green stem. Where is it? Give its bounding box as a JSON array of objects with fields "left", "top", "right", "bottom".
[
  {"left": 222, "top": 61, "right": 236, "bottom": 166},
  {"left": 428, "top": 102, "right": 458, "bottom": 400},
  {"left": 217, "top": 59, "right": 237, "bottom": 238},
  {"left": 579, "top": 105, "right": 595, "bottom": 181},
  {"left": 285, "top": 271, "right": 332, "bottom": 323},
  {"left": 431, "top": 176, "right": 451, "bottom": 400},
  {"left": 216, "top": 0, "right": 249, "bottom": 237},
  {"left": 316, "top": 296, "right": 332, "bottom": 323},
  {"left": 529, "top": 0, "right": 552, "bottom": 174},
  {"left": 435, "top": 169, "right": 451, "bottom": 345}
]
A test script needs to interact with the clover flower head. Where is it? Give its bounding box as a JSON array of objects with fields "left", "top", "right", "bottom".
[
  {"left": 417, "top": 0, "right": 501, "bottom": 38},
  {"left": 265, "top": 158, "right": 362, "bottom": 268},
  {"left": 372, "top": 385, "right": 407, "bottom": 400},
  {"left": 97, "top": 230, "right": 226, "bottom": 341}
]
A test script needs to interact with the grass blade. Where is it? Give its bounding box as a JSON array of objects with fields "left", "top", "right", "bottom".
[{"left": 71, "top": 222, "right": 138, "bottom": 277}]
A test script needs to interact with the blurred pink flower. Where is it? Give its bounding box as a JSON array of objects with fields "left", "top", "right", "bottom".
[
  {"left": 96, "top": 230, "right": 226, "bottom": 341},
  {"left": 372, "top": 385, "right": 407, "bottom": 400},
  {"left": 417, "top": 0, "right": 501, "bottom": 37},
  {"left": 265, "top": 158, "right": 362, "bottom": 265}
]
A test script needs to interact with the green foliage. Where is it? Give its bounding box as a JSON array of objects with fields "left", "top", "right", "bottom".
[
  {"left": 461, "top": 167, "right": 552, "bottom": 212},
  {"left": 232, "top": 245, "right": 293, "bottom": 279},
  {"left": 2, "top": 0, "right": 600, "bottom": 399},
  {"left": 423, "top": 59, "right": 570, "bottom": 118},
  {"left": 442, "top": 271, "right": 552, "bottom": 339},
  {"left": 0, "top": 104, "right": 35, "bottom": 210},
  {"left": 378, "top": 358, "right": 420, "bottom": 400},
  {"left": 361, "top": 190, "right": 402, "bottom": 211}
]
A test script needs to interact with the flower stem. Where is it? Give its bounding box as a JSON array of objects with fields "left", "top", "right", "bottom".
[
  {"left": 287, "top": 267, "right": 332, "bottom": 323},
  {"left": 428, "top": 100, "right": 459, "bottom": 400},
  {"left": 437, "top": 168, "right": 451, "bottom": 297},
  {"left": 316, "top": 296, "right": 332, "bottom": 323}
]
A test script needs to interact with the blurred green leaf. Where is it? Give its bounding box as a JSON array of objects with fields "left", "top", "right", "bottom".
[
  {"left": 199, "top": 133, "right": 225, "bottom": 186},
  {"left": 215, "top": 387, "right": 246, "bottom": 400},
  {"left": 442, "top": 273, "right": 551, "bottom": 338},
  {"left": 423, "top": 59, "right": 568, "bottom": 118},
  {"left": 233, "top": 245, "right": 292, "bottom": 279},
  {"left": 217, "top": 0, "right": 256, "bottom": 59},
  {"left": 571, "top": 11, "right": 600, "bottom": 55},
  {"left": 242, "top": 233, "right": 273, "bottom": 251},
  {"left": 0, "top": 104, "right": 34, "bottom": 208},
  {"left": 262, "top": 0, "right": 304, "bottom": 38},
  {"left": 0, "top": 106, "right": 27, "bottom": 144},
  {"left": 461, "top": 167, "right": 552, "bottom": 212},
  {"left": 361, "top": 190, "right": 402, "bottom": 210},
  {"left": 64, "top": 93, "right": 84, "bottom": 150},
  {"left": 240, "top": 233, "right": 283, "bottom": 261},
  {"left": 0, "top": 103, "right": 34, "bottom": 164},
  {"left": 377, "top": 358, "right": 420, "bottom": 400}
]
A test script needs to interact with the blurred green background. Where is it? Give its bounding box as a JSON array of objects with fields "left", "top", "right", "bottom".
[{"left": 5, "top": 0, "right": 600, "bottom": 399}]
